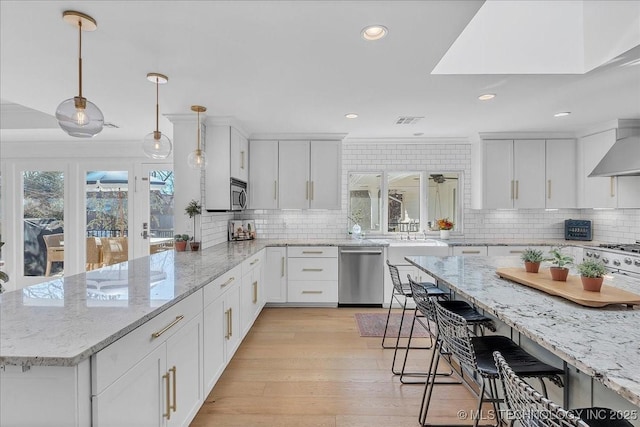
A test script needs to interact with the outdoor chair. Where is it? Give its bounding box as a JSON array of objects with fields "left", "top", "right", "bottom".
[
  {"left": 493, "top": 351, "right": 633, "bottom": 427},
  {"left": 102, "top": 237, "right": 128, "bottom": 266},
  {"left": 86, "top": 237, "right": 101, "bottom": 271},
  {"left": 43, "top": 233, "right": 64, "bottom": 276}
]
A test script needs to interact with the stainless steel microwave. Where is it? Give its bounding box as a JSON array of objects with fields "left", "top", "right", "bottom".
[{"left": 230, "top": 178, "right": 247, "bottom": 211}]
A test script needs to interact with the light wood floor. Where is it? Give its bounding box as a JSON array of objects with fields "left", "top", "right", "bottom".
[{"left": 191, "top": 307, "right": 490, "bottom": 427}]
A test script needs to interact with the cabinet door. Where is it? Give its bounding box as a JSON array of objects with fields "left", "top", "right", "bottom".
[
  {"left": 513, "top": 140, "right": 546, "bottom": 208},
  {"left": 166, "top": 314, "right": 203, "bottom": 427},
  {"left": 265, "top": 247, "right": 287, "bottom": 303},
  {"left": 224, "top": 285, "right": 242, "bottom": 361},
  {"left": 93, "top": 344, "right": 166, "bottom": 427},
  {"left": 546, "top": 139, "right": 576, "bottom": 208},
  {"left": 249, "top": 140, "right": 279, "bottom": 209},
  {"left": 278, "top": 140, "right": 310, "bottom": 209},
  {"left": 310, "top": 140, "right": 341, "bottom": 209},
  {"left": 202, "top": 297, "right": 225, "bottom": 395},
  {"left": 483, "top": 140, "right": 514, "bottom": 209},
  {"left": 580, "top": 129, "right": 617, "bottom": 208},
  {"left": 240, "top": 266, "right": 262, "bottom": 335},
  {"left": 230, "top": 128, "right": 249, "bottom": 182}
]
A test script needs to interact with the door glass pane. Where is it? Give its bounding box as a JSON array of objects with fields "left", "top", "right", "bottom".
[
  {"left": 427, "top": 173, "right": 460, "bottom": 231},
  {"left": 86, "top": 171, "right": 129, "bottom": 270},
  {"left": 23, "top": 171, "right": 64, "bottom": 277},
  {"left": 148, "top": 170, "right": 174, "bottom": 254},
  {"left": 348, "top": 173, "right": 382, "bottom": 233},
  {"left": 387, "top": 172, "right": 421, "bottom": 233}
]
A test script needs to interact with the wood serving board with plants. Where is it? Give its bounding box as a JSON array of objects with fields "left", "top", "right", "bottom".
[{"left": 496, "top": 267, "right": 640, "bottom": 308}]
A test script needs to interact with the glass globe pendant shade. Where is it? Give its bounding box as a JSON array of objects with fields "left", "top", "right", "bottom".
[
  {"left": 142, "top": 131, "right": 172, "bottom": 159},
  {"left": 56, "top": 96, "right": 104, "bottom": 138},
  {"left": 188, "top": 149, "right": 208, "bottom": 169}
]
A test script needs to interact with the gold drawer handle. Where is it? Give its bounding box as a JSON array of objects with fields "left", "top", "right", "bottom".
[
  {"left": 225, "top": 309, "right": 231, "bottom": 339},
  {"left": 252, "top": 281, "right": 258, "bottom": 303},
  {"left": 302, "top": 251, "right": 323, "bottom": 254},
  {"left": 162, "top": 372, "right": 171, "bottom": 419},
  {"left": 509, "top": 250, "right": 524, "bottom": 254},
  {"left": 302, "top": 268, "right": 323, "bottom": 272},
  {"left": 250, "top": 259, "right": 260, "bottom": 265},
  {"left": 169, "top": 366, "right": 177, "bottom": 413},
  {"left": 221, "top": 277, "right": 235, "bottom": 288},
  {"left": 302, "top": 290, "right": 323, "bottom": 294},
  {"left": 152, "top": 315, "right": 184, "bottom": 339},
  {"left": 462, "top": 250, "right": 481, "bottom": 254}
]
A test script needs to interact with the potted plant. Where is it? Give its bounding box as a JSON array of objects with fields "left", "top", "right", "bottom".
[
  {"left": 521, "top": 248, "right": 545, "bottom": 273},
  {"left": 576, "top": 259, "right": 607, "bottom": 292},
  {"left": 174, "top": 234, "right": 191, "bottom": 252},
  {"left": 185, "top": 200, "right": 202, "bottom": 251},
  {"left": 547, "top": 247, "right": 574, "bottom": 281},
  {"left": 437, "top": 218, "right": 454, "bottom": 240}
]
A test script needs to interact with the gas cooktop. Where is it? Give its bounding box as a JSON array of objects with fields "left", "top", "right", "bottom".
[{"left": 598, "top": 243, "right": 640, "bottom": 253}]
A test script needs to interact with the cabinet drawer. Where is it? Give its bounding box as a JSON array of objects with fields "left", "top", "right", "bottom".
[
  {"left": 451, "top": 246, "right": 488, "bottom": 256},
  {"left": 242, "top": 250, "right": 264, "bottom": 277},
  {"left": 287, "top": 246, "right": 337, "bottom": 258},
  {"left": 204, "top": 265, "right": 242, "bottom": 306},
  {"left": 287, "top": 280, "right": 338, "bottom": 303},
  {"left": 92, "top": 289, "right": 202, "bottom": 395},
  {"left": 288, "top": 258, "right": 338, "bottom": 281}
]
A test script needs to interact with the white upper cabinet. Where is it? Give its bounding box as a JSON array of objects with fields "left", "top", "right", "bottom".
[
  {"left": 230, "top": 127, "right": 249, "bottom": 182},
  {"left": 205, "top": 124, "right": 249, "bottom": 211},
  {"left": 545, "top": 139, "right": 576, "bottom": 208},
  {"left": 278, "top": 140, "right": 311, "bottom": 209},
  {"left": 259, "top": 139, "right": 341, "bottom": 210},
  {"left": 249, "top": 140, "right": 279, "bottom": 209},
  {"left": 483, "top": 139, "right": 545, "bottom": 209}
]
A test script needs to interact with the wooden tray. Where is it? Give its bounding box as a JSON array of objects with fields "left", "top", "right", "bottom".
[{"left": 495, "top": 267, "right": 640, "bottom": 308}]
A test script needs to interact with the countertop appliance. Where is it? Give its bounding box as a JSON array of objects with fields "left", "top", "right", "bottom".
[
  {"left": 584, "top": 242, "right": 640, "bottom": 279},
  {"left": 339, "top": 247, "right": 384, "bottom": 306},
  {"left": 230, "top": 178, "right": 247, "bottom": 211}
]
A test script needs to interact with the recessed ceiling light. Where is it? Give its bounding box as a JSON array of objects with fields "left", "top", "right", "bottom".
[
  {"left": 554, "top": 111, "right": 571, "bottom": 117},
  {"left": 345, "top": 113, "right": 358, "bottom": 119},
  {"left": 361, "top": 25, "right": 388, "bottom": 41},
  {"left": 478, "top": 93, "right": 496, "bottom": 101}
]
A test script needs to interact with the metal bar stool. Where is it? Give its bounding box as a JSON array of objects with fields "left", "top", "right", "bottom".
[
  {"left": 399, "top": 276, "right": 496, "bottom": 385},
  {"left": 419, "top": 301, "right": 564, "bottom": 427},
  {"left": 383, "top": 260, "right": 448, "bottom": 375},
  {"left": 494, "top": 351, "right": 633, "bottom": 427}
]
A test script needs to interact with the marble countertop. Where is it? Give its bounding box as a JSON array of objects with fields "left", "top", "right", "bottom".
[
  {"left": 406, "top": 255, "right": 640, "bottom": 407},
  {"left": 0, "top": 239, "right": 388, "bottom": 367}
]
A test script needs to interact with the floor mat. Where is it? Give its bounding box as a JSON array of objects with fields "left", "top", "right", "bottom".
[{"left": 354, "top": 312, "right": 430, "bottom": 337}]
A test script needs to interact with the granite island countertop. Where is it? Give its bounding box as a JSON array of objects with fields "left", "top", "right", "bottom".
[
  {"left": 0, "top": 238, "right": 387, "bottom": 367},
  {"left": 406, "top": 255, "right": 640, "bottom": 407}
]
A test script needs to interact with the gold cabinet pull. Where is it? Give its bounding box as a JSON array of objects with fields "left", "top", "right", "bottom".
[
  {"left": 302, "top": 268, "right": 323, "bottom": 272},
  {"left": 241, "top": 150, "right": 245, "bottom": 170},
  {"left": 548, "top": 180, "right": 552, "bottom": 199},
  {"left": 162, "top": 372, "right": 171, "bottom": 419},
  {"left": 274, "top": 180, "right": 277, "bottom": 200},
  {"left": 462, "top": 250, "right": 481, "bottom": 254},
  {"left": 252, "top": 281, "right": 258, "bottom": 303},
  {"left": 250, "top": 258, "right": 259, "bottom": 265},
  {"left": 151, "top": 315, "right": 184, "bottom": 339},
  {"left": 509, "top": 250, "right": 524, "bottom": 254},
  {"left": 229, "top": 308, "right": 233, "bottom": 337},
  {"left": 302, "top": 250, "right": 323, "bottom": 254},
  {"left": 302, "top": 290, "right": 323, "bottom": 294},
  {"left": 310, "top": 181, "right": 314, "bottom": 201},
  {"left": 510, "top": 180, "right": 514, "bottom": 200},
  {"left": 610, "top": 177, "right": 615, "bottom": 197},
  {"left": 306, "top": 181, "right": 309, "bottom": 200},
  {"left": 515, "top": 180, "right": 519, "bottom": 199},
  {"left": 224, "top": 309, "right": 231, "bottom": 339},
  {"left": 281, "top": 256, "right": 285, "bottom": 277},
  {"left": 220, "top": 277, "right": 235, "bottom": 288},
  {"left": 169, "top": 366, "right": 177, "bottom": 413}
]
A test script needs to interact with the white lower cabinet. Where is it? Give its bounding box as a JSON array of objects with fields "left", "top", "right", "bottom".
[
  {"left": 92, "top": 290, "right": 204, "bottom": 427},
  {"left": 287, "top": 246, "right": 338, "bottom": 304},
  {"left": 241, "top": 251, "right": 265, "bottom": 335},
  {"left": 265, "top": 246, "right": 287, "bottom": 303}
]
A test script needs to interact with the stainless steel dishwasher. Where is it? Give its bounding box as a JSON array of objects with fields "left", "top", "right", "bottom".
[{"left": 339, "top": 246, "right": 384, "bottom": 306}]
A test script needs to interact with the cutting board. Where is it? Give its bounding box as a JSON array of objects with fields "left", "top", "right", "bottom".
[{"left": 495, "top": 267, "right": 640, "bottom": 308}]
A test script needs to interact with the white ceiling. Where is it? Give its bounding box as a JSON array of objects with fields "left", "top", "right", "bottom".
[{"left": 1, "top": 0, "right": 639, "bottom": 144}]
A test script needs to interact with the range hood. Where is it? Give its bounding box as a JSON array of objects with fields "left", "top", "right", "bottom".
[{"left": 589, "top": 135, "right": 640, "bottom": 177}]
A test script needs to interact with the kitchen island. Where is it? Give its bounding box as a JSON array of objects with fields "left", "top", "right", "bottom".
[{"left": 406, "top": 255, "right": 640, "bottom": 422}]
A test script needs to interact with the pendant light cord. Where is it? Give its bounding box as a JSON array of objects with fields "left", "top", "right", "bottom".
[
  {"left": 155, "top": 77, "right": 159, "bottom": 133},
  {"left": 78, "top": 20, "right": 83, "bottom": 98},
  {"left": 197, "top": 111, "right": 201, "bottom": 151}
]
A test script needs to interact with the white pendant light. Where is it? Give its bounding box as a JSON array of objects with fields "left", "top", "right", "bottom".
[
  {"left": 142, "top": 73, "right": 172, "bottom": 159},
  {"left": 187, "top": 105, "right": 208, "bottom": 169},
  {"left": 55, "top": 11, "right": 104, "bottom": 138}
]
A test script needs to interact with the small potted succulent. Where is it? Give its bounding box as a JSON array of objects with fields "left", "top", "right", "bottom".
[
  {"left": 576, "top": 259, "right": 607, "bottom": 292},
  {"left": 185, "top": 200, "right": 202, "bottom": 251},
  {"left": 521, "top": 248, "right": 545, "bottom": 273},
  {"left": 547, "top": 247, "right": 574, "bottom": 281},
  {"left": 437, "top": 218, "right": 454, "bottom": 240},
  {"left": 174, "top": 234, "right": 191, "bottom": 252}
]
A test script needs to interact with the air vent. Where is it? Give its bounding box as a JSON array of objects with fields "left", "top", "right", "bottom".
[
  {"left": 395, "top": 116, "right": 423, "bottom": 125},
  {"left": 103, "top": 122, "right": 119, "bottom": 129}
]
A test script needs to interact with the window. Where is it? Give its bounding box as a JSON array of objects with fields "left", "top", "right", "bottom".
[
  {"left": 427, "top": 172, "right": 461, "bottom": 232},
  {"left": 348, "top": 173, "right": 382, "bottom": 233},
  {"left": 387, "top": 172, "right": 422, "bottom": 233}
]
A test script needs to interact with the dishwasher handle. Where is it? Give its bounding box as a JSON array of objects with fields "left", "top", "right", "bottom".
[{"left": 340, "top": 249, "right": 383, "bottom": 255}]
